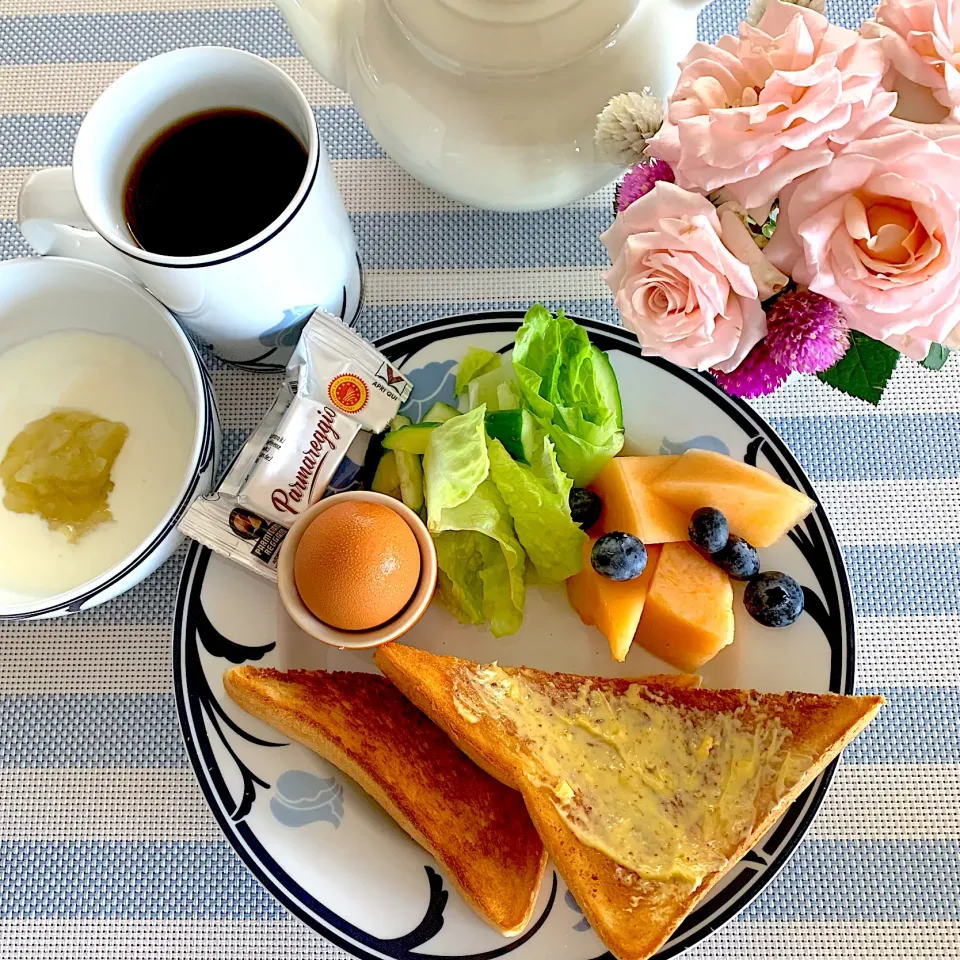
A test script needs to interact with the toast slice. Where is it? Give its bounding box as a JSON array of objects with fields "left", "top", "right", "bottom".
[
  {"left": 374, "top": 643, "right": 702, "bottom": 787},
  {"left": 374, "top": 643, "right": 883, "bottom": 960},
  {"left": 223, "top": 665, "right": 548, "bottom": 936}
]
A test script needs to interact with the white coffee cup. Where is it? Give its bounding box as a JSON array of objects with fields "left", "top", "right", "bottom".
[{"left": 17, "top": 46, "right": 362, "bottom": 369}]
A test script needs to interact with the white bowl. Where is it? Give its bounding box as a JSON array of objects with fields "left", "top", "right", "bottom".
[
  {"left": 0, "top": 257, "right": 220, "bottom": 620},
  {"left": 277, "top": 491, "right": 438, "bottom": 649}
]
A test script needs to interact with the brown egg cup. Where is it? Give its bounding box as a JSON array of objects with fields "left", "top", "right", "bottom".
[{"left": 277, "top": 491, "right": 438, "bottom": 649}]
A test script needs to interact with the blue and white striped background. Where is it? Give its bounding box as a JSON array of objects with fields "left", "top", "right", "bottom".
[{"left": 1, "top": 0, "right": 959, "bottom": 956}]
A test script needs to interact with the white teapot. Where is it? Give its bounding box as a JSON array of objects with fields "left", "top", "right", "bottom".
[{"left": 275, "top": 0, "right": 706, "bottom": 209}]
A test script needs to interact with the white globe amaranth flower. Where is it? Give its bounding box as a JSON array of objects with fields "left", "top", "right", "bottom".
[
  {"left": 594, "top": 90, "right": 665, "bottom": 168},
  {"left": 746, "top": 0, "right": 825, "bottom": 27}
]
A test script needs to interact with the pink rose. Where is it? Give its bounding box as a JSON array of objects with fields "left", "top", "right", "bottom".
[
  {"left": 863, "top": 0, "right": 960, "bottom": 111},
  {"left": 646, "top": 0, "right": 896, "bottom": 210},
  {"left": 600, "top": 182, "right": 766, "bottom": 371},
  {"left": 766, "top": 124, "right": 960, "bottom": 358}
]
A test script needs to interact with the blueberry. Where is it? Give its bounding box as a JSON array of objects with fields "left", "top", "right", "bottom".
[
  {"left": 744, "top": 572, "right": 804, "bottom": 627},
  {"left": 711, "top": 535, "right": 760, "bottom": 580},
  {"left": 591, "top": 532, "right": 647, "bottom": 581},
  {"left": 569, "top": 487, "right": 602, "bottom": 531},
  {"left": 688, "top": 507, "right": 729, "bottom": 554}
]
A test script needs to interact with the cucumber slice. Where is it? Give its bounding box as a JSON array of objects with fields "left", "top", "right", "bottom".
[
  {"left": 422, "top": 401, "right": 460, "bottom": 424},
  {"left": 395, "top": 449, "right": 424, "bottom": 511},
  {"left": 371, "top": 451, "right": 401, "bottom": 499},
  {"left": 386, "top": 413, "right": 424, "bottom": 510},
  {"left": 382, "top": 422, "right": 439, "bottom": 455},
  {"left": 485, "top": 409, "right": 537, "bottom": 463},
  {"left": 496, "top": 381, "right": 519, "bottom": 410}
]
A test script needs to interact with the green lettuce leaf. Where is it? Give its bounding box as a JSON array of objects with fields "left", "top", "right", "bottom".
[
  {"left": 455, "top": 347, "right": 502, "bottom": 395},
  {"left": 433, "top": 536, "right": 485, "bottom": 626},
  {"left": 475, "top": 534, "right": 524, "bottom": 637},
  {"left": 487, "top": 437, "right": 585, "bottom": 583},
  {"left": 423, "top": 405, "right": 489, "bottom": 527},
  {"left": 464, "top": 364, "right": 517, "bottom": 412},
  {"left": 512, "top": 305, "right": 624, "bottom": 485},
  {"left": 432, "top": 478, "right": 525, "bottom": 637}
]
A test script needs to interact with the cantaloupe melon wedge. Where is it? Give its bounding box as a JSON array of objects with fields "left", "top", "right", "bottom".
[
  {"left": 633, "top": 541, "right": 734, "bottom": 672},
  {"left": 567, "top": 539, "right": 662, "bottom": 661},
  {"left": 590, "top": 456, "right": 689, "bottom": 544},
  {"left": 650, "top": 449, "right": 816, "bottom": 548}
]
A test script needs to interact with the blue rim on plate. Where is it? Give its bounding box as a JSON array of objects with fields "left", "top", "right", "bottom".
[{"left": 173, "top": 312, "right": 855, "bottom": 960}]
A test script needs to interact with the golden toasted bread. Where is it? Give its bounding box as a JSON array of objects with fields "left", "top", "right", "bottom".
[
  {"left": 374, "top": 643, "right": 701, "bottom": 787},
  {"left": 223, "top": 665, "right": 548, "bottom": 936},
  {"left": 374, "top": 642, "right": 883, "bottom": 960}
]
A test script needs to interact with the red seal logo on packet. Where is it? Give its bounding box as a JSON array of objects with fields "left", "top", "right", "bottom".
[{"left": 328, "top": 373, "right": 368, "bottom": 414}]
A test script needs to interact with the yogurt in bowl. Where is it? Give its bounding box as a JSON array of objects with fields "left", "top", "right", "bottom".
[{"left": 0, "top": 257, "right": 219, "bottom": 619}]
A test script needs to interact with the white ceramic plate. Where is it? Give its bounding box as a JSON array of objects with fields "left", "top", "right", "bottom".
[{"left": 174, "top": 313, "right": 854, "bottom": 960}]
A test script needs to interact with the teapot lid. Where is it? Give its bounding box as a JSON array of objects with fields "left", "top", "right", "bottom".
[{"left": 385, "top": 0, "right": 639, "bottom": 74}]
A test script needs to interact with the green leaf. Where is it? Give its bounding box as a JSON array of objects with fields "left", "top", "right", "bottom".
[
  {"left": 423, "top": 405, "right": 489, "bottom": 527},
  {"left": 816, "top": 331, "right": 899, "bottom": 405},
  {"left": 922, "top": 343, "right": 950, "bottom": 371},
  {"left": 511, "top": 305, "right": 624, "bottom": 484},
  {"left": 487, "top": 436, "right": 586, "bottom": 583},
  {"left": 464, "top": 364, "right": 516, "bottom": 412},
  {"left": 433, "top": 535, "right": 485, "bottom": 627},
  {"left": 432, "top": 479, "right": 526, "bottom": 637},
  {"left": 455, "top": 347, "right": 501, "bottom": 395}
]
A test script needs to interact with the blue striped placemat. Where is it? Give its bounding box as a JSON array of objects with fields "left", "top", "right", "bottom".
[{"left": 1, "top": 0, "right": 958, "bottom": 957}]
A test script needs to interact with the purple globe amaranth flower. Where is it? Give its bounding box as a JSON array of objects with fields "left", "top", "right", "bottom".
[
  {"left": 615, "top": 160, "right": 675, "bottom": 212},
  {"left": 711, "top": 339, "right": 790, "bottom": 399},
  {"left": 764, "top": 288, "right": 849, "bottom": 375}
]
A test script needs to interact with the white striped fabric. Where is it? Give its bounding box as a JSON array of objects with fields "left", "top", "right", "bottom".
[
  {"left": 0, "top": 920, "right": 954, "bottom": 960},
  {"left": 0, "top": 0, "right": 957, "bottom": 956}
]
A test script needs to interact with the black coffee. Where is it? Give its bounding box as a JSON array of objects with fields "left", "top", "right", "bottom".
[{"left": 123, "top": 108, "right": 308, "bottom": 257}]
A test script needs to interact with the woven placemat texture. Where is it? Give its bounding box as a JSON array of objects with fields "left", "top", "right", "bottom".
[{"left": 1, "top": 0, "right": 958, "bottom": 956}]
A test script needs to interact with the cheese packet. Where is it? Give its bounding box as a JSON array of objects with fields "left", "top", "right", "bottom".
[{"left": 179, "top": 310, "right": 411, "bottom": 580}]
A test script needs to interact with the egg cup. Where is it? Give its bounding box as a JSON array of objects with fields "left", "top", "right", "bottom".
[{"left": 277, "top": 490, "right": 438, "bottom": 649}]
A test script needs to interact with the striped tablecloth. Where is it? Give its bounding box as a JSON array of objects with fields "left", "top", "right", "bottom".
[{"left": 1, "top": 0, "right": 959, "bottom": 957}]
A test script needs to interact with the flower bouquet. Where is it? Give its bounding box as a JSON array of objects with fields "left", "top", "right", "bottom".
[{"left": 595, "top": 0, "right": 958, "bottom": 403}]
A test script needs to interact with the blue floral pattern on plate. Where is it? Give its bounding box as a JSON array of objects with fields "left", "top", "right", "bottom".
[
  {"left": 564, "top": 889, "right": 591, "bottom": 932},
  {"left": 325, "top": 456, "right": 364, "bottom": 496},
  {"left": 659, "top": 434, "right": 730, "bottom": 456},
  {"left": 270, "top": 770, "right": 345, "bottom": 828},
  {"left": 400, "top": 360, "right": 458, "bottom": 422}
]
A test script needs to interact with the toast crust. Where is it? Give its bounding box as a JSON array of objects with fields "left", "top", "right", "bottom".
[
  {"left": 374, "top": 642, "right": 883, "bottom": 960},
  {"left": 223, "top": 665, "right": 547, "bottom": 936}
]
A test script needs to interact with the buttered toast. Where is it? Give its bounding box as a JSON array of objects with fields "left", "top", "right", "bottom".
[
  {"left": 374, "top": 642, "right": 883, "bottom": 960},
  {"left": 223, "top": 665, "right": 547, "bottom": 936},
  {"left": 375, "top": 642, "right": 701, "bottom": 788}
]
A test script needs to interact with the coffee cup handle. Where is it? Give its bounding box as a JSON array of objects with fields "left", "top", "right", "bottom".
[{"left": 17, "top": 167, "right": 141, "bottom": 283}]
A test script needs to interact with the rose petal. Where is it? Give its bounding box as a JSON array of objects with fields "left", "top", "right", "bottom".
[
  {"left": 778, "top": 125, "right": 960, "bottom": 350},
  {"left": 865, "top": 0, "right": 960, "bottom": 110},
  {"left": 601, "top": 182, "right": 762, "bottom": 370},
  {"left": 646, "top": 0, "right": 895, "bottom": 208}
]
